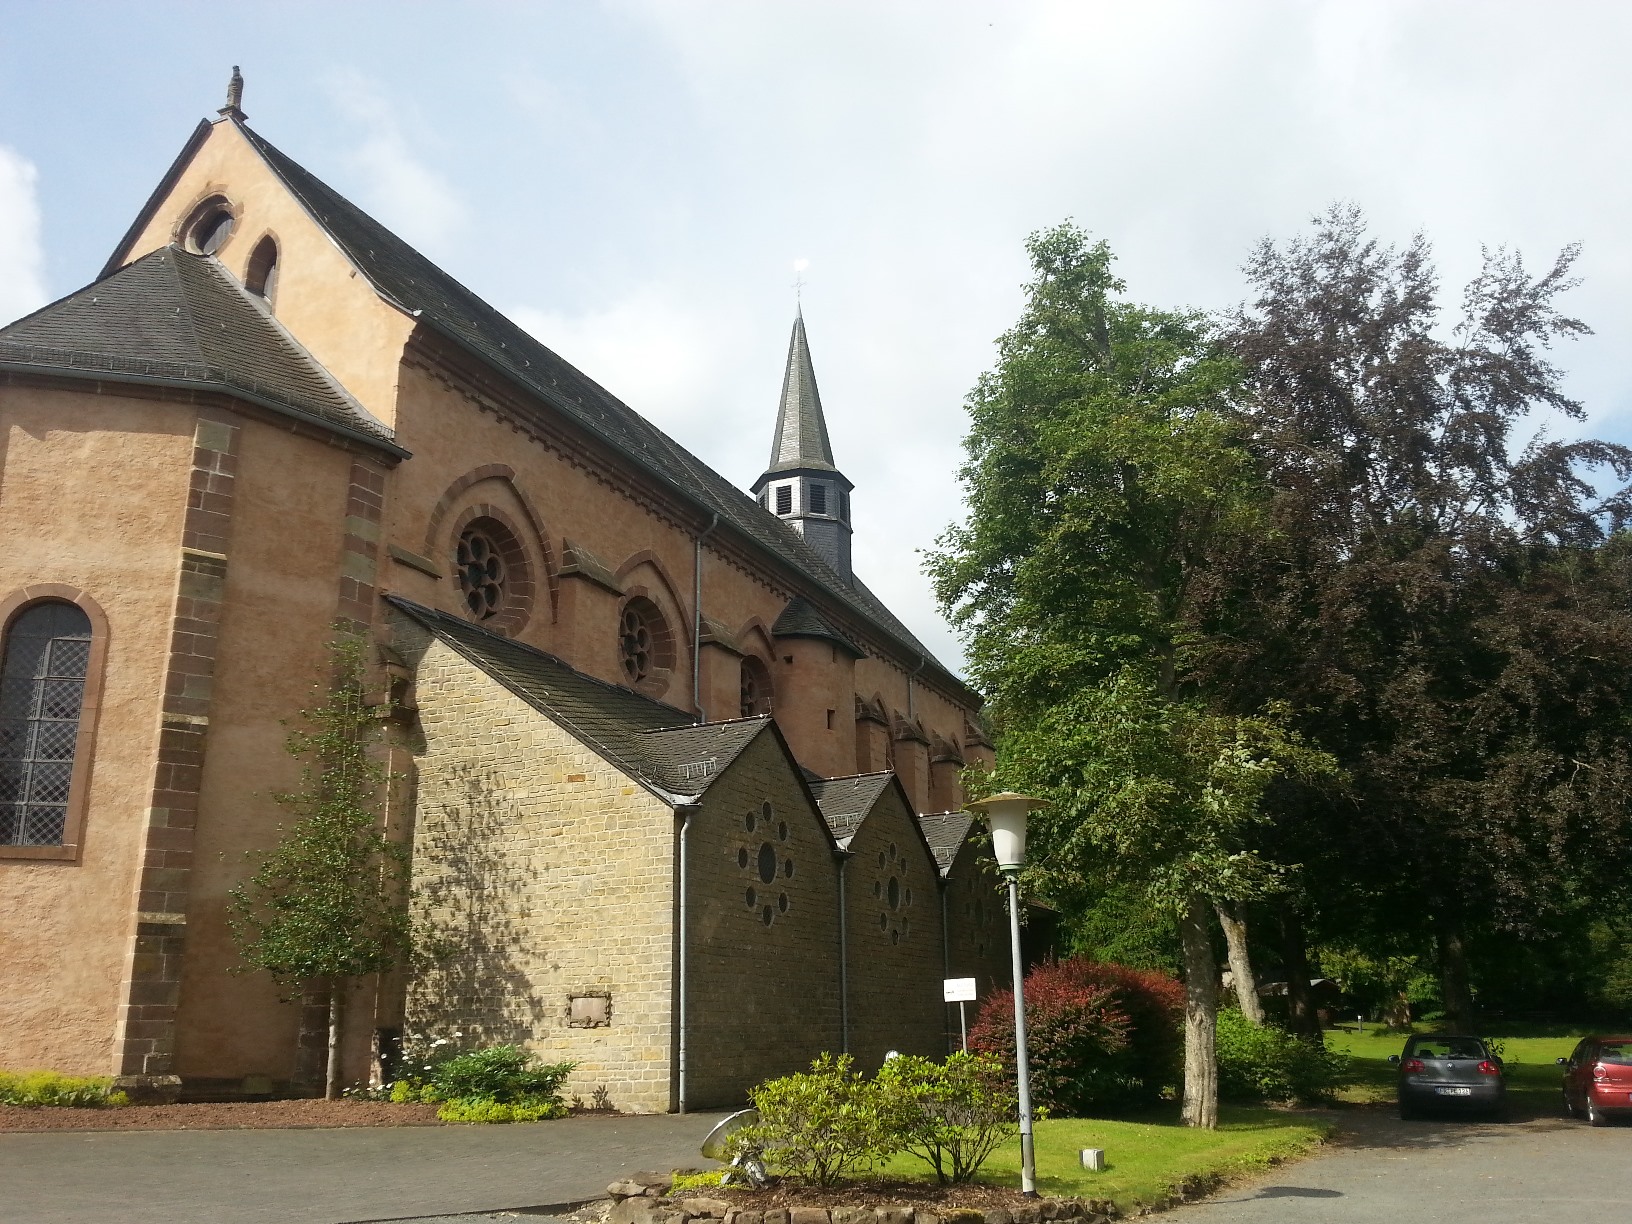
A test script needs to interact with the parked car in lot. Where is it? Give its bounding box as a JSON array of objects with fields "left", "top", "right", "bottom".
[
  {"left": 1558, "top": 1036, "right": 1632, "bottom": 1126},
  {"left": 1389, "top": 1033, "right": 1506, "bottom": 1120}
]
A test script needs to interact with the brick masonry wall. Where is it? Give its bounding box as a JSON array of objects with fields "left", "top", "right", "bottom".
[
  {"left": 841, "top": 786, "right": 946, "bottom": 1070},
  {"left": 397, "top": 626, "right": 677, "bottom": 1114},
  {"left": 943, "top": 836, "right": 1014, "bottom": 1043},
  {"left": 683, "top": 730, "right": 844, "bottom": 1108}
]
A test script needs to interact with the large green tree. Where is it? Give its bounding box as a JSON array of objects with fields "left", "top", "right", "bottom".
[
  {"left": 1207, "top": 206, "right": 1632, "bottom": 1026},
  {"left": 931, "top": 224, "right": 1332, "bottom": 1127}
]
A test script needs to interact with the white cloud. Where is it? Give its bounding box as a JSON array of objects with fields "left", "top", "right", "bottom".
[
  {"left": 324, "top": 71, "right": 468, "bottom": 255},
  {"left": 0, "top": 145, "right": 46, "bottom": 326}
]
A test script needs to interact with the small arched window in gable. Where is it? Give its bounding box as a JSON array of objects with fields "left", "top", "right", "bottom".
[
  {"left": 245, "top": 235, "right": 280, "bottom": 304},
  {"left": 0, "top": 601, "right": 93, "bottom": 847}
]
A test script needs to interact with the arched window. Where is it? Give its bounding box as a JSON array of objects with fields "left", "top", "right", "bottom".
[
  {"left": 245, "top": 235, "right": 279, "bottom": 303},
  {"left": 618, "top": 596, "right": 675, "bottom": 691},
  {"left": 740, "top": 656, "right": 773, "bottom": 717},
  {"left": 1, "top": 602, "right": 92, "bottom": 847}
]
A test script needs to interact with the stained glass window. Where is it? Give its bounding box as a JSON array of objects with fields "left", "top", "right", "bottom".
[{"left": 0, "top": 602, "right": 92, "bottom": 846}]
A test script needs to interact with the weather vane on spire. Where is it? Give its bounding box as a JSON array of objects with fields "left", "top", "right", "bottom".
[
  {"left": 792, "top": 258, "right": 809, "bottom": 310},
  {"left": 219, "top": 66, "right": 247, "bottom": 123}
]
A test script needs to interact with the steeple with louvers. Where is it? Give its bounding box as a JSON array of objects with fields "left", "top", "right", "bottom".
[{"left": 752, "top": 309, "right": 855, "bottom": 583}]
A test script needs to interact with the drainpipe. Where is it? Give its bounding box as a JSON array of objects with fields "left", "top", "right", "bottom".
[
  {"left": 941, "top": 881, "right": 953, "bottom": 1052},
  {"left": 692, "top": 513, "right": 721, "bottom": 724},
  {"left": 676, "top": 800, "right": 700, "bottom": 1113},
  {"left": 838, "top": 855, "right": 850, "bottom": 1054}
]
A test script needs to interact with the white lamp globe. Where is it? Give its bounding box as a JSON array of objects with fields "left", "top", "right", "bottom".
[{"left": 967, "top": 792, "right": 1045, "bottom": 872}]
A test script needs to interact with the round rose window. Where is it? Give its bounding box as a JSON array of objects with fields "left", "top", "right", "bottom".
[
  {"left": 621, "top": 606, "right": 655, "bottom": 683},
  {"left": 456, "top": 526, "right": 507, "bottom": 619}
]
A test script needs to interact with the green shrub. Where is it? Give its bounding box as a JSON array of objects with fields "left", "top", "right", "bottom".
[
  {"left": 670, "top": 1170, "right": 730, "bottom": 1192},
  {"left": 1215, "top": 1009, "right": 1351, "bottom": 1104},
  {"left": 436, "top": 1096, "right": 567, "bottom": 1123},
  {"left": 0, "top": 1070, "right": 126, "bottom": 1108},
  {"left": 732, "top": 1054, "right": 898, "bottom": 1187},
  {"left": 429, "top": 1044, "right": 573, "bottom": 1104},
  {"left": 874, "top": 1052, "right": 1017, "bottom": 1184},
  {"left": 381, "top": 1041, "right": 573, "bottom": 1122}
]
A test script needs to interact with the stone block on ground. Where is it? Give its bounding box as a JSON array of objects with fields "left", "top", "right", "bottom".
[
  {"left": 982, "top": 1211, "right": 1013, "bottom": 1224},
  {"left": 611, "top": 1197, "right": 663, "bottom": 1224},
  {"left": 1011, "top": 1206, "right": 1043, "bottom": 1224},
  {"left": 831, "top": 1209, "right": 872, "bottom": 1224},
  {"left": 789, "top": 1208, "right": 831, "bottom": 1224},
  {"left": 682, "top": 1198, "right": 734, "bottom": 1219},
  {"left": 874, "top": 1208, "right": 913, "bottom": 1224},
  {"left": 762, "top": 1209, "right": 791, "bottom": 1224}
]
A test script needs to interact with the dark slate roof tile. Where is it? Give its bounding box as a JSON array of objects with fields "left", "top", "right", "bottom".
[
  {"left": 808, "top": 772, "right": 894, "bottom": 845},
  {"left": 773, "top": 597, "right": 863, "bottom": 656},
  {"left": 0, "top": 246, "right": 398, "bottom": 451},
  {"left": 917, "top": 810, "right": 976, "bottom": 875},
  {"left": 387, "top": 596, "right": 770, "bottom": 800}
]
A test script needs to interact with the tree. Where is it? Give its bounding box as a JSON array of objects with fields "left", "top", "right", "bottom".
[
  {"left": 1209, "top": 206, "right": 1632, "bottom": 1027},
  {"left": 228, "top": 633, "right": 412, "bottom": 1098},
  {"left": 931, "top": 223, "right": 1333, "bottom": 1127}
]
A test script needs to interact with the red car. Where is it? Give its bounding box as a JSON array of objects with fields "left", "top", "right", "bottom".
[{"left": 1558, "top": 1036, "right": 1632, "bottom": 1125}]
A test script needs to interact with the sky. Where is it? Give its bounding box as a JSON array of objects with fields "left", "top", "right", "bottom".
[{"left": 3, "top": 1, "right": 1631, "bottom": 676}]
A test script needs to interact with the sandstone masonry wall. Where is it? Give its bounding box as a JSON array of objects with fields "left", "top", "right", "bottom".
[
  {"left": 842, "top": 785, "right": 947, "bottom": 1069},
  {"left": 683, "top": 729, "right": 843, "bottom": 1108},
  {"left": 399, "top": 626, "right": 677, "bottom": 1114}
]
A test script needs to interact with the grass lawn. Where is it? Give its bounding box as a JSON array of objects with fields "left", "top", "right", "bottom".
[
  {"left": 880, "top": 1106, "right": 1331, "bottom": 1213},
  {"left": 1326, "top": 1022, "right": 1587, "bottom": 1114}
]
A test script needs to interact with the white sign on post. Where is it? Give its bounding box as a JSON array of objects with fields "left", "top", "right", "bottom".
[{"left": 943, "top": 977, "right": 978, "bottom": 1053}]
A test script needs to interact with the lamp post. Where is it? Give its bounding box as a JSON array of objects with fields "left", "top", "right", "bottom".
[{"left": 967, "top": 791, "right": 1045, "bottom": 1198}]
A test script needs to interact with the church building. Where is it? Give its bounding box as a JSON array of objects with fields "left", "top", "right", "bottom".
[{"left": 0, "top": 81, "right": 1009, "bottom": 1110}]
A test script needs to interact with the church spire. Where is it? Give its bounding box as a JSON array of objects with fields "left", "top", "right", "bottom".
[
  {"left": 752, "top": 311, "right": 854, "bottom": 583},
  {"left": 766, "top": 309, "right": 836, "bottom": 474}
]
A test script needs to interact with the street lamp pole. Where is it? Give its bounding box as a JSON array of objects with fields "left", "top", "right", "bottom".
[{"left": 968, "top": 791, "right": 1045, "bottom": 1198}]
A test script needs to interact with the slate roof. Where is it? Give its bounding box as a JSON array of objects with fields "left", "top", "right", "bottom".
[
  {"left": 193, "top": 121, "right": 969, "bottom": 702},
  {"left": 808, "top": 773, "right": 894, "bottom": 846},
  {"left": 762, "top": 310, "right": 838, "bottom": 478},
  {"left": 917, "top": 810, "right": 977, "bottom": 875},
  {"left": 387, "top": 596, "right": 767, "bottom": 800},
  {"left": 772, "top": 597, "right": 863, "bottom": 656},
  {"left": 0, "top": 245, "right": 400, "bottom": 454}
]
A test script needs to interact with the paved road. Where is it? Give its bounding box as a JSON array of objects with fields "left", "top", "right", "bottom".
[
  {"left": 1174, "top": 1107, "right": 1632, "bottom": 1224},
  {"left": 0, "top": 1111, "right": 730, "bottom": 1224}
]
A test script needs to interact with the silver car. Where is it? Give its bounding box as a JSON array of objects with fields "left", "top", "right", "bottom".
[{"left": 1389, "top": 1034, "right": 1506, "bottom": 1120}]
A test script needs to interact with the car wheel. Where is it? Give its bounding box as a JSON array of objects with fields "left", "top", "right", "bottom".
[
  {"left": 1564, "top": 1090, "right": 1577, "bottom": 1118},
  {"left": 1586, "top": 1097, "right": 1608, "bottom": 1127}
]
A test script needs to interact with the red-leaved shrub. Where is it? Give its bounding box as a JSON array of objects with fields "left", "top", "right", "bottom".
[{"left": 970, "top": 958, "right": 1184, "bottom": 1115}]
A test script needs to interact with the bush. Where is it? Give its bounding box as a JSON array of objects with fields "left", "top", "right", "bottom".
[
  {"left": 436, "top": 1096, "right": 568, "bottom": 1123},
  {"left": 971, "top": 958, "right": 1185, "bottom": 1114},
  {"left": 874, "top": 1052, "right": 1017, "bottom": 1184},
  {"left": 1215, "top": 1009, "right": 1351, "bottom": 1104},
  {"left": 382, "top": 1041, "right": 574, "bottom": 1122},
  {"left": 732, "top": 1054, "right": 898, "bottom": 1187},
  {"left": 670, "top": 1170, "right": 730, "bottom": 1192},
  {"left": 429, "top": 1045, "right": 573, "bottom": 1104},
  {"left": 0, "top": 1070, "right": 127, "bottom": 1108}
]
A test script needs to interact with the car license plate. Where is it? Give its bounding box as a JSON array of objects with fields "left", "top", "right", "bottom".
[{"left": 1435, "top": 1086, "right": 1473, "bottom": 1096}]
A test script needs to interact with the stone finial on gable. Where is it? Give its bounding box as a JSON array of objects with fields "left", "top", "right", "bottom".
[{"left": 219, "top": 66, "right": 247, "bottom": 122}]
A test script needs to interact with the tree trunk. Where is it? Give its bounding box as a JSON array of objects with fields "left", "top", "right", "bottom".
[
  {"left": 1277, "top": 902, "right": 1321, "bottom": 1039},
  {"left": 1179, "top": 891, "right": 1219, "bottom": 1129},
  {"left": 1436, "top": 921, "right": 1475, "bottom": 1032},
  {"left": 325, "top": 982, "right": 345, "bottom": 1101},
  {"left": 1214, "top": 899, "right": 1265, "bottom": 1025}
]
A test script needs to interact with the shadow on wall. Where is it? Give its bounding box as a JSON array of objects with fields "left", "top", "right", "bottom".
[{"left": 408, "top": 762, "right": 549, "bottom": 1048}]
